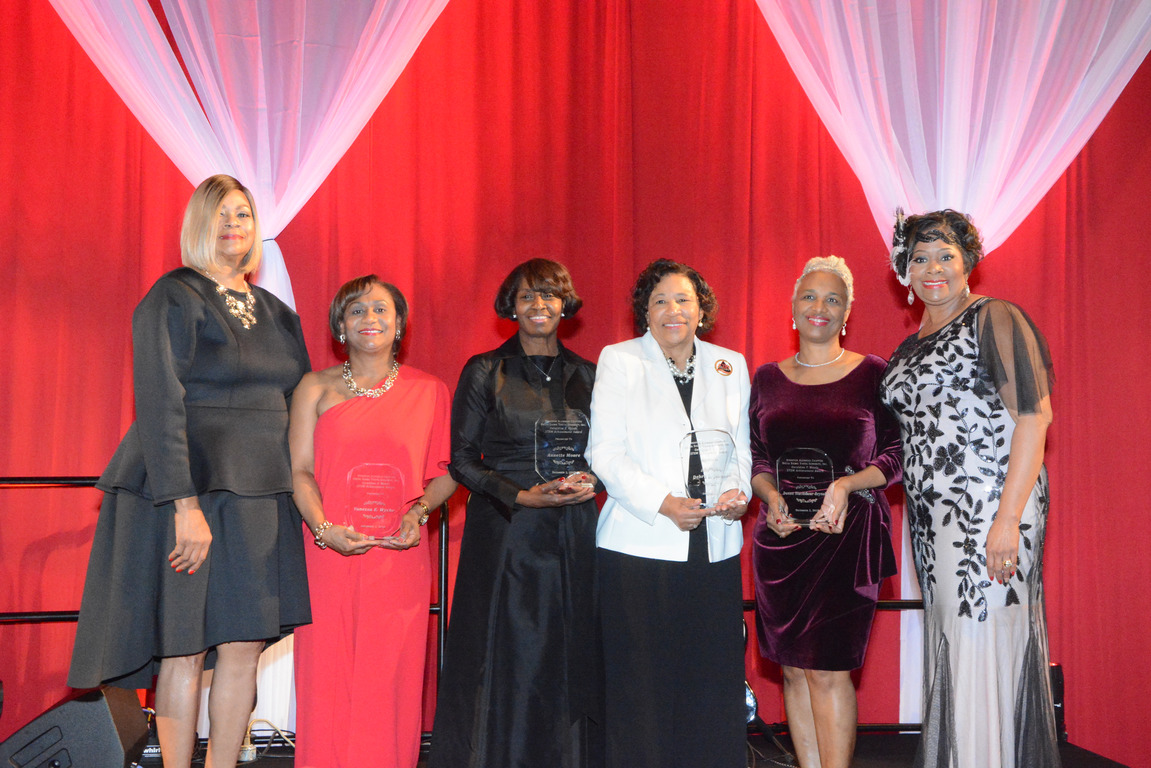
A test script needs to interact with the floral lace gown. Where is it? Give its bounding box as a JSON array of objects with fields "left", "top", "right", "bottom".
[{"left": 880, "top": 298, "right": 1061, "bottom": 768}]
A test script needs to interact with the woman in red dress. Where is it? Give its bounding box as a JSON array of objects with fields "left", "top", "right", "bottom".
[{"left": 289, "top": 275, "right": 456, "bottom": 768}]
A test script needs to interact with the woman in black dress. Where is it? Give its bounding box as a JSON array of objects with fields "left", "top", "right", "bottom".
[
  {"left": 430, "top": 258, "right": 603, "bottom": 768},
  {"left": 69, "top": 175, "right": 312, "bottom": 768}
]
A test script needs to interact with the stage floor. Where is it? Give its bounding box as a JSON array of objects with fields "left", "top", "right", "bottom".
[{"left": 234, "top": 731, "right": 1128, "bottom": 767}]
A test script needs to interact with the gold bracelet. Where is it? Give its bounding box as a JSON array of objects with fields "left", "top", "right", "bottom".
[
  {"left": 410, "top": 501, "right": 431, "bottom": 527},
  {"left": 312, "top": 520, "right": 333, "bottom": 549}
]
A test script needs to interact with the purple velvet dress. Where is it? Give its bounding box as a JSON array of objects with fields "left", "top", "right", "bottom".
[{"left": 750, "top": 355, "right": 900, "bottom": 671}]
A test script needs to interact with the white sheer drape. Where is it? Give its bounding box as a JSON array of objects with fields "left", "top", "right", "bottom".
[
  {"left": 755, "top": 0, "right": 1151, "bottom": 723},
  {"left": 756, "top": 0, "right": 1151, "bottom": 252},
  {"left": 48, "top": 0, "right": 449, "bottom": 304},
  {"left": 47, "top": 0, "right": 449, "bottom": 731}
]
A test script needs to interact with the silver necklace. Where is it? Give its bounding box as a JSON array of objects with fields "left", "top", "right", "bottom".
[
  {"left": 201, "top": 270, "right": 257, "bottom": 329},
  {"left": 666, "top": 353, "right": 696, "bottom": 383},
  {"left": 794, "top": 348, "right": 845, "bottom": 368},
  {"left": 527, "top": 354, "right": 559, "bottom": 382},
  {"left": 342, "top": 360, "right": 400, "bottom": 398}
]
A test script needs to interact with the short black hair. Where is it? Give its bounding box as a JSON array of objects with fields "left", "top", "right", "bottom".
[
  {"left": 494, "top": 258, "right": 583, "bottom": 319},
  {"left": 630, "top": 259, "right": 718, "bottom": 336}
]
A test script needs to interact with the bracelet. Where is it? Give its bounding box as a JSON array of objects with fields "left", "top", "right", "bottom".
[
  {"left": 312, "top": 520, "right": 333, "bottom": 549},
  {"left": 410, "top": 501, "right": 431, "bottom": 527}
]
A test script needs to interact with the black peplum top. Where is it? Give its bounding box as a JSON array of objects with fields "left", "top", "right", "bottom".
[{"left": 98, "top": 267, "right": 311, "bottom": 505}]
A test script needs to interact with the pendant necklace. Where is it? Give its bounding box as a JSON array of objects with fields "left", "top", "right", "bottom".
[
  {"left": 527, "top": 354, "right": 560, "bottom": 382},
  {"left": 343, "top": 360, "right": 400, "bottom": 398}
]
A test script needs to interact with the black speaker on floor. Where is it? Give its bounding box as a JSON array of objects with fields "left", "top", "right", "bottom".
[{"left": 0, "top": 686, "right": 147, "bottom": 768}]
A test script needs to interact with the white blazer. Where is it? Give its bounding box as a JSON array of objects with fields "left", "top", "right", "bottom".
[{"left": 587, "top": 332, "right": 751, "bottom": 562}]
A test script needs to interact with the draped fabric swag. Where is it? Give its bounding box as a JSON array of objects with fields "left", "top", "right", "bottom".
[
  {"left": 47, "top": 0, "right": 450, "bottom": 305},
  {"left": 756, "top": 0, "right": 1151, "bottom": 250}
]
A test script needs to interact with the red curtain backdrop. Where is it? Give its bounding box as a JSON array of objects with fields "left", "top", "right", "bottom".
[{"left": 2, "top": 1, "right": 1149, "bottom": 764}]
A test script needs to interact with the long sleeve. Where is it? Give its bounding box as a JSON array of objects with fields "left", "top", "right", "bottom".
[
  {"left": 586, "top": 343, "right": 677, "bottom": 525},
  {"left": 866, "top": 366, "right": 903, "bottom": 488},
  {"left": 131, "top": 277, "right": 205, "bottom": 504},
  {"left": 448, "top": 354, "right": 525, "bottom": 512}
]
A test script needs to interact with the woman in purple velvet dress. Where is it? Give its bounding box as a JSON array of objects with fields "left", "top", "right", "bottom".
[{"left": 750, "top": 256, "right": 901, "bottom": 768}]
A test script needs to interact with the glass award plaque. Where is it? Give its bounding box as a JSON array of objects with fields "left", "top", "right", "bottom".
[
  {"left": 345, "top": 463, "right": 407, "bottom": 538},
  {"left": 775, "top": 447, "right": 834, "bottom": 527},
  {"left": 534, "top": 410, "right": 593, "bottom": 486},
  {"left": 679, "top": 429, "right": 735, "bottom": 510}
]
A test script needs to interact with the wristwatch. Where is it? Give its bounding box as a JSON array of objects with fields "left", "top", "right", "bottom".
[{"left": 411, "top": 501, "right": 431, "bottom": 527}]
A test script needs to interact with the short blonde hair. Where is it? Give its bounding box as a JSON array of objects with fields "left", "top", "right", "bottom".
[
  {"left": 180, "top": 174, "right": 262, "bottom": 274},
  {"left": 792, "top": 255, "right": 854, "bottom": 311}
]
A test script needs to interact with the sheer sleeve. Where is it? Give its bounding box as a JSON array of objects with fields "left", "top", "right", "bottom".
[
  {"left": 448, "top": 355, "right": 524, "bottom": 511},
  {"left": 976, "top": 299, "right": 1054, "bottom": 422}
]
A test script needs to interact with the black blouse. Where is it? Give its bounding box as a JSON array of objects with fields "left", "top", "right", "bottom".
[{"left": 449, "top": 335, "right": 597, "bottom": 515}]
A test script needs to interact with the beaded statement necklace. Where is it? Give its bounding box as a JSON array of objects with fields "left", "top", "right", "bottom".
[
  {"left": 794, "top": 348, "right": 845, "bottom": 368},
  {"left": 200, "top": 270, "right": 257, "bottom": 329},
  {"left": 342, "top": 360, "right": 400, "bottom": 398},
  {"left": 665, "top": 353, "right": 697, "bottom": 383}
]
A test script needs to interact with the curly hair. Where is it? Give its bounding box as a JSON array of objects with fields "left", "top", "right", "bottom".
[
  {"left": 891, "top": 208, "right": 984, "bottom": 281},
  {"left": 793, "top": 255, "right": 854, "bottom": 311},
  {"left": 630, "top": 259, "right": 718, "bottom": 336},
  {"left": 329, "top": 275, "right": 410, "bottom": 356},
  {"left": 494, "top": 258, "right": 584, "bottom": 319}
]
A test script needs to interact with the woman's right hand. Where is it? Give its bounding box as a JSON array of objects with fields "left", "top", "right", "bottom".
[
  {"left": 517, "top": 479, "right": 597, "bottom": 508},
  {"left": 762, "top": 489, "right": 801, "bottom": 538},
  {"left": 170, "top": 506, "right": 212, "bottom": 574},
  {"left": 320, "top": 524, "right": 379, "bottom": 556},
  {"left": 658, "top": 494, "right": 707, "bottom": 531}
]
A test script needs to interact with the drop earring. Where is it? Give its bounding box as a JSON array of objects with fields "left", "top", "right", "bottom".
[
  {"left": 791, "top": 318, "right": 796, "bottom": 330},
  {"left": 512, "top": 313, "right": 517, "bottom": 319},
  {"left": 339, "top": 333, "right": 346, "bottom": 344},
  {"left": 841, "top": 323, "right": 847, "bottom": 336},
  {"left": 907, "top": 287, "right": 915, "bottom": 305}
]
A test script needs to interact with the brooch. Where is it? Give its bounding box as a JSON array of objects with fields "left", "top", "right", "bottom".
[{"left": 714, "top": 359, "right": 733, "bottom": 376}]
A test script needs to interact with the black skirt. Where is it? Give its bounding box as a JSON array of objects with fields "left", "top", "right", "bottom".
[{"left": 68, "top": 489, "right": 310, "bottom": 689}]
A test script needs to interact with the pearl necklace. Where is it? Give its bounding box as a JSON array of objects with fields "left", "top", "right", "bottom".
[
  {"left": 794, "top": 348, "right": 845, "bottom": 368},
  {"left": 342, "top": 360, "right": 400, "bottom": 398},
  {"left": 666, "top": 353, "right": 696, "bottom": 383},
  {"left": 200, "top": 270, "right": 257, "bottom": 329}
]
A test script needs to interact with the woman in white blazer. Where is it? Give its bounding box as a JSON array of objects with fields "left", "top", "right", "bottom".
[{"left": 587, "top": 259, "right": 752, "bottom": 768}]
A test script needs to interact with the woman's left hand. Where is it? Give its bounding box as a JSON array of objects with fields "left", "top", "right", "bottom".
[
  {"left": 710, "top": 489, "right": 749, "bottom": 521},
  {"left": 985, "top": 514, "right": 1021, "bottom": 585},
  {"left": 811, "top": 480, "right": 849, "bottom": 534},
  {"left": 376, "top": 510, "right": 422, "bottom": 550}
]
